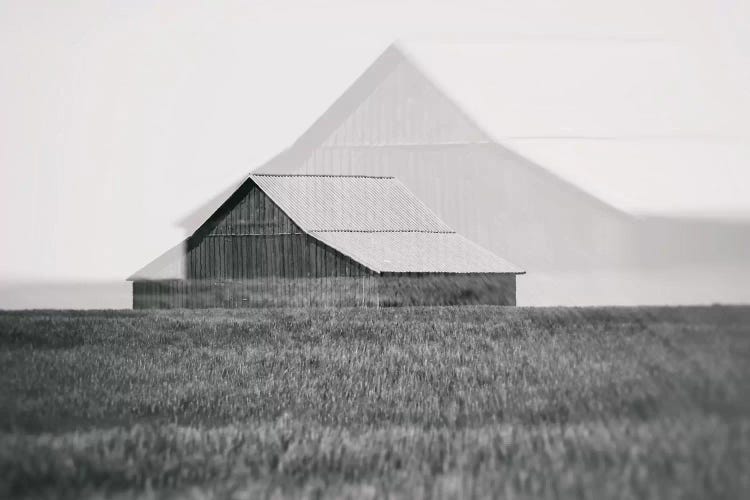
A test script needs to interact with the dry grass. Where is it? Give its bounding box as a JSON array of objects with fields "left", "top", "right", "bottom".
[{"left": 1, "top": 306, "right": 749, "bottom": 498}]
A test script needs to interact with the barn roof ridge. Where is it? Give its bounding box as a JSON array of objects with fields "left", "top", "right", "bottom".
[
  {"left": 251, "top": 173, "right": 395, "bottom": 179},
  {"left": 308, "top": 229, "right": 455, "bottom": 233}
]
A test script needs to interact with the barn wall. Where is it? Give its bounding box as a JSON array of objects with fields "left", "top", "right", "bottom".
[
  {"left": 133, "top": 274, "right": 518, "bottom": 309},
  {"left": 185, "top": 181, "right": 369, "bottom": 280},
  {"left": 134, "top": 180, "right": 378, "bottom": 308},
  {"left": 133, "top": 277, "right": 379, "bottom": 309}
]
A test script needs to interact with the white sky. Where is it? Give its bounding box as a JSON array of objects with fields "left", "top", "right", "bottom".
[{"left": 1, "top": 0, "right": 749, "bottom": 282}]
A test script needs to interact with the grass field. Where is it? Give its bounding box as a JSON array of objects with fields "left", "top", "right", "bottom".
[{"left": 1, "top": 306, "right": 749, "bottom": 499}]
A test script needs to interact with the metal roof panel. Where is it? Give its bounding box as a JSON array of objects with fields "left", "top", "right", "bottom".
[
  {"left": 251, "top": 174, "right": 453, "bottom": 232},
  {"left": 311, "top": 231, "right": 523, "bottom": 274}
]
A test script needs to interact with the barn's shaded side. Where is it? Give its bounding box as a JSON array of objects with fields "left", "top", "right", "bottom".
[{"left": 129, "top": 175, "right": 522, "bottom": 308}]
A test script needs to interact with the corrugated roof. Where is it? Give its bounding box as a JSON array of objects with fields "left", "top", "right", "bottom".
[
  {"left": 131, "top": 173, "right": 523, "bottom": 278},
  {"left": 311, "top": 231, "right": 523, "bottom": 274},
  {"left": 250, "top": 174, "right": 453, "bottom": 232},
  {"left": 250, "top": 174, "right": 521, "bottom": 274}
]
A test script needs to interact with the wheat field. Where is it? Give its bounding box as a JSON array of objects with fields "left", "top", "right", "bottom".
[{"left": 1, "top": 306, "right": 749, "bottom": 499}]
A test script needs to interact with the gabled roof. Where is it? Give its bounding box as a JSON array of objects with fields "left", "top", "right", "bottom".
[
  {"left": 252, "top": 174, "right": 522, "bottom": 274},
  {"left": 130, "top": 174, "right": 523, "bottom": 279}
]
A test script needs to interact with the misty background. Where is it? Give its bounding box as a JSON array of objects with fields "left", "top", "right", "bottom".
[{"left": 1, "top": 0, "right": 749, "bottom": 308}]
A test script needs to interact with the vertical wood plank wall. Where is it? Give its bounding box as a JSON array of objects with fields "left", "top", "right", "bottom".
[
  {"left": 134, "top": 181, "right": 376, "bottom": 308},
  {"left": 186, "top": 182, "right": 369, "bottom": 280}
]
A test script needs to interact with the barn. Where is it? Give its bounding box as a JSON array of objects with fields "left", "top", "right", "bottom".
[
  {"left": 179, "top": 42, "right": 750, "bottom": 306},
  {"left": 128, "top": 174, "right": 523, "bottom": 308}
]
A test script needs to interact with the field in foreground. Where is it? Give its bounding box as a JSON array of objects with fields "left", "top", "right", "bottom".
[{"left": 0, "top": 306, "right": 749, "bottom": 499}]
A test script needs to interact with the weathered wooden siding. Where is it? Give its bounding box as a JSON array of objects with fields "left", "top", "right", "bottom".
[
  {"left": 134, "top": 180, "right": 379, "bottom": 309},
  {"left": 185, "top": 181, "right": 370, "bottom": 280},
  {"left": 133, "top": 276, "right": 379, "bottom": 309}
]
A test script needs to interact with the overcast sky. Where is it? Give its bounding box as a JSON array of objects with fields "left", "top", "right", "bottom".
[{"left": 1, "top": 0, "right": 749, "bottom": 283}]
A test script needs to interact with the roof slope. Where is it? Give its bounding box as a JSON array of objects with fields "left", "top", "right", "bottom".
[
  {"left": 311, "top": 231, "right": 521, "bottom": 274},
  {"left": 251, "top": 174, "right": 451, "bottom": 232},
  {"left": 128, "top": 242, "right": 187, "bottom": 281},
  {"left": 251, "top": 174, "right": 522, "bottom": 274}
]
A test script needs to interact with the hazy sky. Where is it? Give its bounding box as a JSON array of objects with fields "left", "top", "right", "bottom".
[{"left": 1, "top": 0, "right": 749, "bottom": 283}]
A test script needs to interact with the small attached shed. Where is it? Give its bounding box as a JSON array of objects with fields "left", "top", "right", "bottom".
[{"left": 129, "top": 174, "right": 523, "bottom": 308}]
